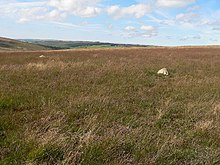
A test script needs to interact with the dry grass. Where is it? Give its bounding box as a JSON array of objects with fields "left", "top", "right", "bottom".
[{"left": 1, "top": 47, "right": 220, "bottom": 164}]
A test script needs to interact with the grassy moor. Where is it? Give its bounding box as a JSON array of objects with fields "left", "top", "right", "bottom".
[
  {"left": 1, "top": 47, "right": 220, "bottom": 164},
  {"left": 0, "top": 37, "right": 50, "bottom": 52}
]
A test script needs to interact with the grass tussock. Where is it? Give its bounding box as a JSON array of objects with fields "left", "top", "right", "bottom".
[{"left": 1, "top": 48, "right": 220, "bottom": 164}]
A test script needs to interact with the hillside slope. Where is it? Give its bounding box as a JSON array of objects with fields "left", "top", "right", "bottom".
[
  {"left": 22, "top": 39, "right": 153, "bottom": 49},
  {"left": 0, "top": 37, "right": 50, "bottom": 51}
]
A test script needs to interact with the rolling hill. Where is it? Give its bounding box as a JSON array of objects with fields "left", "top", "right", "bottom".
[
  {"left": 21, "top": 39, "right": 154, "bottom": 49},
  {"left": 0, "top": 37, "right": 155, "bottom": 51},
  {"left": 0, "top": 37, "right": 50, "bottom": 51}
]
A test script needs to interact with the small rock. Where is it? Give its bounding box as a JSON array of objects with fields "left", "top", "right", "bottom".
[
  {"left": 157, "top": 68, "right": 169, "bottom": 76},
  {"left": 39, "top": 55, "right": 46, "bottom": 58}
]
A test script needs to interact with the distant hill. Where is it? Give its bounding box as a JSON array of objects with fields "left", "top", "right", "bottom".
[
  {"left": 0, "top": 37, "right": 50, "bottom": 51},
  {"left": 0, "top": 37, "right": 155, "bottom": 51},
  {"left": 21, "top": 39, "right": 154, "bottom": 49}
]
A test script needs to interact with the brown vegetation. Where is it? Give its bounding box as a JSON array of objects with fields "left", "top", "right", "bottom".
[
  {"left": 1, "top": 47, "right": 220, "bottom": 164},
  {"left": 0, "top": 37, "right": 49, "bottom": 51}
]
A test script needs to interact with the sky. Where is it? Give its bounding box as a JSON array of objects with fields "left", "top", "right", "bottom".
[{"left": 0, "top": 0, "right": 220, "bottom": 46}]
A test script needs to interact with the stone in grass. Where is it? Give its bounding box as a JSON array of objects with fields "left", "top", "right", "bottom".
[
  {"left": 39, "top": 55, "right": 46, "bottom": 58},
  {"left": 157, "top": 68, "right": 169, "bottom": 76}
]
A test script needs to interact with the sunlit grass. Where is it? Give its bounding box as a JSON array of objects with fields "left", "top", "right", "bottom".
[{"left": 1, "top": 48, "right": 220, "bottom": 164}]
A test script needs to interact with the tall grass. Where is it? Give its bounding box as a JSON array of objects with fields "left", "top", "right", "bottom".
[{"left": 1, "top": 48, "right": 220, "bottom": 164}]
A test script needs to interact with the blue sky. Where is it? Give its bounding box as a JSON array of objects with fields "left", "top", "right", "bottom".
[{"left": 0, "top": 0, "right": 220, "bottom": 46}]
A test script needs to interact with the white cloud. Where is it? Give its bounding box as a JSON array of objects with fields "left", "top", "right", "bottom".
[
  {"left": 141, "top": 25, "right": 155, "bottom": 31},
  {"left": 157, "top": 0, "right": 196, "bottom": 8},
  {"left": 18, "top": 8, "right": 66, "bottom": 23},
  {"left": 180, "top": 35, "right": 201, "bottom": 41},
  {"left": 124, "top": 26, "right": 136, "bottom": 31},
  {"left": 123, "top": 25, "right": 157, "bottom": 38},
  {"left": 107, "top": 4, "right": 151, "bottom": 19},
  {"left": 176, "top": 12, "right": 198, "bottom": 23},
  {"left": 141, "top": 25, "right": 157, "bottom": 37},
  {"left": 0, "top": 0, "right": 198, "bottom": 22},
  {"left": 48, "top": 0, "right": 102, "bottom": 17},
  {"left": 0, "top": 2, "right": 45, "bottom": 16},
  {"left": 0, "top": 1, "right": 66, "bottom": 22},
  {"left": 187, "top": 5, "right": 200, "bottom": 12}
]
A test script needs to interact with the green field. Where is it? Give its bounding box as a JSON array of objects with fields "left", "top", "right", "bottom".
[{"left": 1, "top": 48, "right": 220, "bottom": 164}]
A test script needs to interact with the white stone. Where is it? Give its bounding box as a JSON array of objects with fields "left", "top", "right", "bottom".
[
  {"left": 39, "top": 55, "right": 46, "bottom": 58},
  {"left": 157, "top": 68, "right": 169, "bottom": 76}
]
